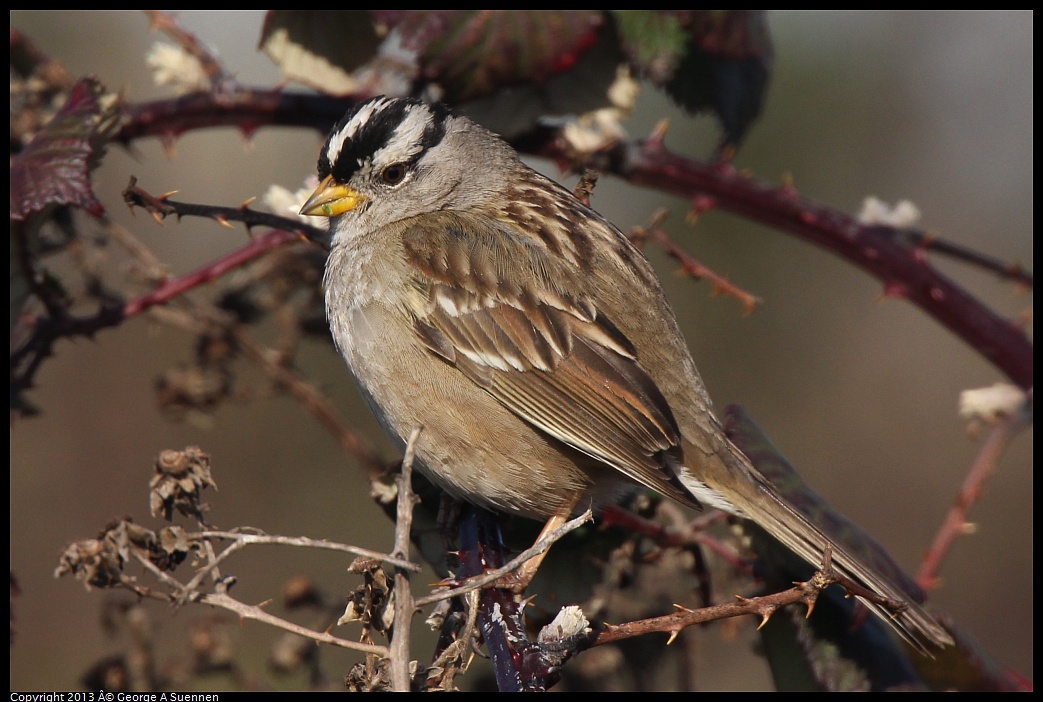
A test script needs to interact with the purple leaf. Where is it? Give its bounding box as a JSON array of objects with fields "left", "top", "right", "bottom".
[{"left": 10, "top": 77, "right": 121, "bottom": 221}]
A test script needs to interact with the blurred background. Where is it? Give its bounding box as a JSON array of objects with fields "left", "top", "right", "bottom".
[{"left": 10, "top": 11, "right": 1032, "bottom": 691}]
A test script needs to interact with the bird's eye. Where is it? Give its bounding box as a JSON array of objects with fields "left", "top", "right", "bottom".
[{"left": 381, "top": 163, "right": 408, "bottom": 186}]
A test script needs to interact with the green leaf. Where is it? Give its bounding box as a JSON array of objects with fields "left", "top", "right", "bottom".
[{"left": 609, "top": 10, "right": 689, "bottom": 83}]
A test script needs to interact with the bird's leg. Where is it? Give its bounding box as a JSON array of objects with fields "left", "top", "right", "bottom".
[
  {"left": 495, "top": 497, "right": 579, "bottom": 593},
  {"left": 489, "top": 514, "right": 566, "bottom": 592}
]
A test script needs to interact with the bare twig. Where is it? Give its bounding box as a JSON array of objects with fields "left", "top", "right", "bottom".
[
  {"left": 631, "top": 210, "right": 762, "bottom": 315},
  {"left": 199, "top": 591, "right": 388, "bottom": 656},
  {"left": 426, "top": 589, "right": 480, "bottom": 691},
  {"left": 413, "top": 510, "right": 594, "bottom": 608},
  {"left": 389, "top": 426, "right": 423, "bottom": 691},
  {"left": 194, "top": 531, "right": 420, "bottom": 574},
  {"left": 232, "top": 328, "right": 387, "bottom": 479}
]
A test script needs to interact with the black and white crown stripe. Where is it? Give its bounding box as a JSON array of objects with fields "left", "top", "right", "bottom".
[{"left": 319, "top": 97, "right": 451, "bottom": 185}]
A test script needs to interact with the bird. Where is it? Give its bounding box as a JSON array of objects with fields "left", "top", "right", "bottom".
[{"left": 299, "top": 95, "right": 952, "bottom": 652}]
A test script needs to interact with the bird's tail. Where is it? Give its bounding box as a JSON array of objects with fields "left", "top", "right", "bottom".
[{"left": 682, "top": 429, "right": 953, "bottom": 653}]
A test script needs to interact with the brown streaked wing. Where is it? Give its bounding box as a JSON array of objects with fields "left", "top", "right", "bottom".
[{"left": 401, "top": 212, "right": 697, "bottom": 504}]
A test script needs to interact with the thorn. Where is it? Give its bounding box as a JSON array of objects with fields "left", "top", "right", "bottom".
[
  {"left": 878, "top": 281, "right": 907, "bottom": 301},
  {"left": 672, "top": 603, "right": 694, "bottom": 614},
  {"left": 649, "top": 208, "right": 670, "bottom": 228},
  {"left": 717, "top": 143, "right": 737, "bottom": 165},
  {"left": 214, "top": 215, "right": 234, "bottom": 229},
  {"left": 756, "top": 606, "right": 777, "bottom": 630},
  {"left": 666, "top": 629, "right": 680, "bottom": 645},
  {"left": 714, "top": 159, "right": 737, "bottom": 177},
  {"left": 647, "top": 119, "right": 669, "bottom": 148},
  {"left": 240, "top": 196, "right": 257, "bottom": 210},
  {"left": 158, "top": 190, "right": 180, "bottom": 201},
  {"left": 149, "top": 211, "right": 165, "bottom": 225},
  {"left": 256, "top": 598, "right": 274, "bottom": 611},
  {"left": 780, "top": 172, "right": 798, "bottom": 197},
  {"left": 688, "top": 194, "right": 717, "bottom": 223},
  {"left": 160, "top": 134, "right": 178, "bottom": 159}
]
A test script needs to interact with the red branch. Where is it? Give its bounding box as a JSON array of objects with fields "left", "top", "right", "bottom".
[
  {"left": 122, "top": 229, "right": 299, "bottom": 318},
  {"left": 915, "top": 412, "right": 1028, "bottom": 592},
  {"left": 604, "top": 141, "right": 1033, "bottom": 389}
]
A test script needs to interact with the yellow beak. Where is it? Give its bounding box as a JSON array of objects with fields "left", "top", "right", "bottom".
[{"left": 299, "top": 175, "right": 368, "bottom": 217}]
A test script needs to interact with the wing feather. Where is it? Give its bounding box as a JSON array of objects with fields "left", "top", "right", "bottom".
[{"left": 402, "top": 212, "right": 696, "bottom": 504}]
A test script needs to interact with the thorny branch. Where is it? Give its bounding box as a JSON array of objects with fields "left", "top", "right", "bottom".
[
  {"left": 631, "top": 209, "right": 762, "bottom": 315},
  {"left": 122, "top": 177, "right": 328, "bottom": 247},
  {"left": 916, "top": 408, "right": 1032, "bottom": 592},
  {"left": 593, "top": 560, "right": 841, "bottom": 647},
  {"left": 605, "top": 137, "right": 1033, "bottom": 389},
  {"left": 112, "top": 89, "right": 1031, "bottom": 388}
]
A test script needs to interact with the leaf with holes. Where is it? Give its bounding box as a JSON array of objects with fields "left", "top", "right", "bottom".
[{"left": 375, "top": 10, "right": 604, "bottom": 102}]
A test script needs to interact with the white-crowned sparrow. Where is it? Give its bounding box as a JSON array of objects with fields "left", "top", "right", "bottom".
[{"left": 301, "top": 96, "right": 952, "bottom": 651}]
